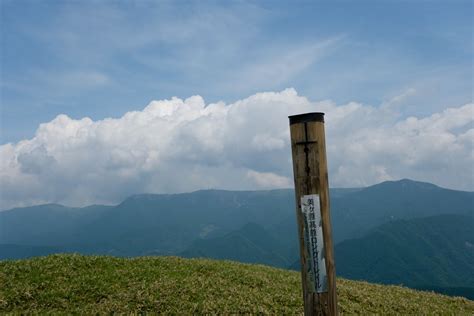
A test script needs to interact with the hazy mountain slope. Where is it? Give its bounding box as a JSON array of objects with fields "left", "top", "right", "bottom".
[
  {"left": 334, "top": 214, "right": 474, "bottom": 298},
  {"left": 180, "top": 223, "right": 290, "bottom": 268},
  {"left": 74, "top": 189, "right": 296, "bottom": 255},
  {"left": 0, "top": 204, "right": 113, "bottom": 246},
  {"left": 178, "top": 179, "right": 474, "bottom": 272},
  {"left": 330, "top": 179, "right": 473, "bottom": 242},
  {"left": 1, "top": 179, "right": 472, "bottom": 259},
  {"left": 0, "top": 189, "right": 297, "bottom": 255}
]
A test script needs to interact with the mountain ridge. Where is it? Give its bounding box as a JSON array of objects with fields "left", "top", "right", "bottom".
[
  {"left": 1, "top": 178, "right": 473, "bottom": 299},
  {"left": 2, "top": 178, "right": 472, "bottom": 213}
]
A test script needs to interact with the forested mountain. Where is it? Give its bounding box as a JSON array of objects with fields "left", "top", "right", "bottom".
[
  {"left": 335, "top": 214, "right": 474, "bottom": 299},
  {"left": 330, "top": 179, "right": 473, "bottom": 242},
  {"left": 180, "top": 222, "right": 291, "bottom": 268},
  {"left": 1, "top": 179, "right": 473, "bottom": 298},
  {"left": 2, "top": 179, "right": 471, "bottom": 256},
  {"left": 0, "top": 189, "right": 296, "bottom": 256}
]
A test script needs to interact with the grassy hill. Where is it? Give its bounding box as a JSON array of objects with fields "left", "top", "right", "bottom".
[{"left": 1, "top": 255, "right": 473, "bottom": 314}]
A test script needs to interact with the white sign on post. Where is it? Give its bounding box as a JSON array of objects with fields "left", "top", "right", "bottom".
[{"left": 301, "top": 194, "right": 328, "bottom": 293}]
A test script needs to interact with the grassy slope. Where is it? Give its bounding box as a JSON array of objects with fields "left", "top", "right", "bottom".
[{"left": 1, "top": 255, "right": 473, "bottom": 315}]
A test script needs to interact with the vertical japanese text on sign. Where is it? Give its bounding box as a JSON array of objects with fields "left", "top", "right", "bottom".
[{"left": 301, "top": 194, "right": 328, "bottom": 293}]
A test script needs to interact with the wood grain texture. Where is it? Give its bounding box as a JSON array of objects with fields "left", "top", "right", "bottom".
[{"left": 290, "top": 119, "right": 338, "bottom": 316}]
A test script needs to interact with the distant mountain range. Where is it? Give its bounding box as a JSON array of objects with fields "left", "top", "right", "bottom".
[
  {"left": 1, "top": 179, "right": 473, "bottom": 298},
  {"left": 1, "top": 189, "right": 296, "bottom": 256}
]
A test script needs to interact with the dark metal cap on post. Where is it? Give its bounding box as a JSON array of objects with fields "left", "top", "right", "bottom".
[{"left": 288, "top": 112, "right": 324, "bottom": 125}]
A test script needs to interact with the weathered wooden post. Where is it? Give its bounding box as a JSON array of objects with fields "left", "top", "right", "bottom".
[{"left": 288, "top": 112, "right": 338, "bottom": 316}]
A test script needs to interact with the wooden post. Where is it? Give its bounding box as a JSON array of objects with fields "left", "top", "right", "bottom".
[{"left": 288, "top": 112, "right": 338, "bottom": 316}]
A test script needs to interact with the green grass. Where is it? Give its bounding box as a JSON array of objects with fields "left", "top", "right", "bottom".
[{"left": 0, "top": 254, "right": 473, "bottom": 314}]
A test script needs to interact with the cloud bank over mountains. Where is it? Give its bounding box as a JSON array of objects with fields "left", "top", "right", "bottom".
[{"left": 1, "top": 89, "right": 472, "bottom": 209}]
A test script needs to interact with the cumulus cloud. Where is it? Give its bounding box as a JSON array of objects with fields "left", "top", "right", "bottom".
[{"left": 1, "top": 89, "right": 473, "bottom": 209}]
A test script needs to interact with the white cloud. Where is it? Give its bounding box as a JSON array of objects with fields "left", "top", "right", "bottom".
[
  {"left": 225, "top": 37, "right": 344, "bottom": 92},
  {"left": 1, "top": 89, "right": 472, "bottom": 210},
  {"left": 246, "top": 170, "right": 292, "bottom": 189}
]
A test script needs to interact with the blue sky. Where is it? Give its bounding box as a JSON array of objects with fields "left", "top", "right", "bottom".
[
  {"left": 2, "top": 0, "right": 472, "bottom": 143},
  {"left": 1, "top": 1, "right": 473, "bottom": 208}
]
